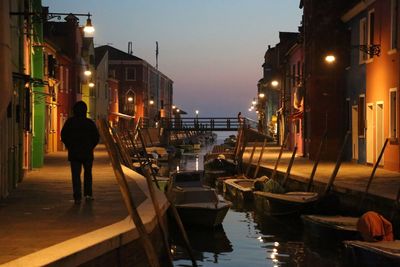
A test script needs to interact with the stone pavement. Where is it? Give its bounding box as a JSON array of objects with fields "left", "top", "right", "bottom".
[
  {"left": 0, "top": 145, "right": 147, "bottom": 265},
  {"left": 242, "top": 145, "right": 400, "bottom": 201}
]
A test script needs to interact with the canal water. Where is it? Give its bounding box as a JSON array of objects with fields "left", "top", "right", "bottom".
[{"left": 170, "top": 132, "right": 345, "bottom": 267}]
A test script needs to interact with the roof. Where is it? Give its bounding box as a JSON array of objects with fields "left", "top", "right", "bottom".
[{"left": 94, "top": 45, "right": 143, "bottom": 62}]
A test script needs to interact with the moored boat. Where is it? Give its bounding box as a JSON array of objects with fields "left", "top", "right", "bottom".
[
  {"left": 301, "top": 214, "right": 360, "bottom": 246},
  {"left": 223, "top": 178, "right": 255, "bottom": 201},
  {"left": 343, "top": 240, "right": 400, "bottom": 267},
  {"left": 166, "top": 171, "right": 231, "bottom": 227},
  {"left": 254, "top": 191, "right": 319, "bottom": 216}
]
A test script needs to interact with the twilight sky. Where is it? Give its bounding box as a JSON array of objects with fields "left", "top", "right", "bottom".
[{"left": 43, "top": 0, "right": 302, "bottom": 119}]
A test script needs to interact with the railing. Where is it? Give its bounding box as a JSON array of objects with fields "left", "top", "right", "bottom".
[{"left": 160, "top": 117, "right": 258, "bottom": 131}]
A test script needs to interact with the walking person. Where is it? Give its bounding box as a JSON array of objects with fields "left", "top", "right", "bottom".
[{"left": 61, "top": 101, "right": 100, "bottom": 204}]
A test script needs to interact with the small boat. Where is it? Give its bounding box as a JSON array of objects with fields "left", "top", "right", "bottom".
[
  {"left": 254, "top": 191, "right": 319, "bottom": 216},
  {"left": 343, "top": 240, "right": 400, "bottom": 267},
  {"left": 301, "top": 214, "right": 360, "bottom": 246},
  {"left": 166, "top": 170, "right": 231, "bottom": 227},
  {"left": 253, "top": 131, "right": 351, "bottom": 217},
  {"left": 223, "top": 177, "right": 255, "bottom": 201},
  {"left": 302, "top": 138, "right": 390, "bottom": 246},
  {"left": 223, "top": 139, "right": 268, "bottom": 202}
]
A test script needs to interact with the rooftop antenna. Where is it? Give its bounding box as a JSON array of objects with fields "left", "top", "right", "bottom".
[
  {"left": 156, "top": 41, "right": 159, "bottom": 70},
  {"left": 128, "top": 41, "right": 133, "bottom": 55}
]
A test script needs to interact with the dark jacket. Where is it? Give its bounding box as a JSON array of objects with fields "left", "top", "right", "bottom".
[{"left": 61, "top": 101, "right": 100, "bottom": 161}]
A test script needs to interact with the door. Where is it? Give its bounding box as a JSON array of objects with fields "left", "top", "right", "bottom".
[
  {"left": 366, "top": 103, "right": 374, "bottom": 164},
  {"left": 376, "top": 102, "right": 384, "bottom": 165},
  {"left": 352, "top": 106, "right": 359, "bottom": 160}
]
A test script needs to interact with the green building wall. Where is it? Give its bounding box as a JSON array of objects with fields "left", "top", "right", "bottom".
[{"left": 31, "top": 0, "right": 45, "bottom": 168}]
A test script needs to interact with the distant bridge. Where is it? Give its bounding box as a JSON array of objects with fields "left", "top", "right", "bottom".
[{"left": 159, "top": 117, "right": 258, "bottom": 131}]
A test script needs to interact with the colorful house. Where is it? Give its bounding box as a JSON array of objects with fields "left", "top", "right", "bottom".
[{"left": 342, "top": 0, "right": 400, "bottom": 171}]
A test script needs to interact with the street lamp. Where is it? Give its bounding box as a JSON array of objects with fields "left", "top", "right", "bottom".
[
  {"left": 271, "top": 80, "right": 279, "bottom": 87},
  {"left": 325, "top": 54, "right": 336, "bottom": 64},
  {"left": 10, "top": 10, "right": 95, "bottom": 34},
  {"left": 84, "top": 70, "right": 92, "bottom": 76}
]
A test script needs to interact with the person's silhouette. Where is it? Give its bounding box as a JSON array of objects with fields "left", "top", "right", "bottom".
[{"left": 61, "top": 101, "right": 99, "bottom": 204}]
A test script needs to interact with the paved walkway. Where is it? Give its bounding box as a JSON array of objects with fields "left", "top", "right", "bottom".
[
  {"left": 242, "top": 145, "right": 400, "bottom": 201},
  {"left": 0, "top": 145, "right": 147, "bottom": 265}
]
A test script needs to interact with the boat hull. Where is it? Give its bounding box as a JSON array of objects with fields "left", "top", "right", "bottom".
[
  {"left": 223, "top": 178, "right": 254, "bottom": 202},
  {"left": 302, "top": 215, "right": 361, "bottom": 247},
  {"left": 253, "top": 191, "right": 319, "bottom": 216},
  {"left": 343, "top": 240, "right": 400, "bottom": 267},
  {"left": 175, "top": 204, "right": 230, "bottom": 227}
]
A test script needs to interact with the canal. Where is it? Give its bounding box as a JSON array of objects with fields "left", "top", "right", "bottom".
[{"left": 169, "top": 132, "right": 346, "bottom": 267}]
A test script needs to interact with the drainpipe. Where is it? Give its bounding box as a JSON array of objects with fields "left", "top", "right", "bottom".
[{"left": 0, "top": 0, "right": 12, "bottom": 118}]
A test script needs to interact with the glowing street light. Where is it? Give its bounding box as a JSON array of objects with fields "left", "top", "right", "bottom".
[
  {"left": 88, "top": 82, "right": 95, "bottom": 88},
  {"left": 127, "top": 96, "right": 134, "bottom": 102},
  {"left": 259, "top": 92, "right": 265, "bottom": 98},
  {"left": 271, "top": 80, "right": 279, "bottom": 87},
  {"left": 325, "top": 54, "right": 336, "bottom": 64},
  {"left": 149, "top": 99, "right": 154, "bottom": 105},
  {"left": 84, "top": 70, "right": 92, "bottom": 76},
  {"left": 83, "top": 15, "right": 95, "bottom": 34}
]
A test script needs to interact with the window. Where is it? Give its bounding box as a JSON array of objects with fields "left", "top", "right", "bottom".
[
  {"left": 391, "top": 0, "right": 398, "bottom": 50},
  {"left": 125, "top": 67, "right": 136, "bottom": 81},
  {"left": 358, "top": 95, "right": 365, "bottom": 136},
  {"left": 359, "top": 18, "right": 368, "bottom": 63},
  {"left": 368, "top": 10, "right": 375, "bottom": 59},
  {"left": 390, "top": 89, "right": 397, "bottom": 139}
]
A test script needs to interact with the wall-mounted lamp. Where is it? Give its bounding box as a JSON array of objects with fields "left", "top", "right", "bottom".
[
  {"left": 324, "top": 54, "right": 336, "bottom": 64},
  {"left": 258, "top": 93, "right": 265, "bottom": 98},
  {"left": 352, "top": 44, "right": 381, "bottom": 57},
  {"left": 10, "top": 9, "right": 95, "bottom": 35},
  {"left": 271, "top": 80, "right": 279, "bottom": 87},
  {"left": 149, "top": 98, "right": 155, "bottom": 105},
  {"left": 127, "top": 96, "right": 134, "bottom": 102},
  {"left": 84, "top": 70, "right": 92, "bottom": 76},
  {"left": 88, "top": 82, "right": 95, "bottom": 88}
]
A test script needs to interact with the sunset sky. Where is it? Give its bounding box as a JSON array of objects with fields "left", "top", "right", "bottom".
[{"left": 43, "top": 0, "right": 302, "bottom": 119}]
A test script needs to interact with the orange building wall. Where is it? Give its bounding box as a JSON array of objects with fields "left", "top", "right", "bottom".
[{"left": 366, "top": 0, "right": 400, "bottom": 171}]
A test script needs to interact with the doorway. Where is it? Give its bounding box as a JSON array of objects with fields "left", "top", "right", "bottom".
[
  {"left": 376, "top": 102, "right": 384, "bottom": 165},
  {"left": 352, "top": 106, "right": 358, "bottom": 160},
  {"left": 366, "top": 103, "right": 374, "bottom": 164}
]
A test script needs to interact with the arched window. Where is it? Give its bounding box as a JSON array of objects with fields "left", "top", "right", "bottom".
[{"left": 124, "top": 89, "right": 136, "bottom": 115}]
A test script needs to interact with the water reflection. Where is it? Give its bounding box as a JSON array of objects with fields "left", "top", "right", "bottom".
[{"left": 171, "top": 132, "right": 345, "bottom": 267}]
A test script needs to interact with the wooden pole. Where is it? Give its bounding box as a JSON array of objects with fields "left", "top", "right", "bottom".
[
  {"left": 322, "top": 131, "right": 351, "bottom": 196},
  {"left": 307, "top": 130, "right": 328, "bottom": 192},
  {"left": 281, "top": 145, "right": 298, "bottom": 188},
  {"left": 245, "top": 142, "right": 258, "bottom": 177},
  {"left": 270, "top": 134, "right": 289, "bottom": 181},
  {"left": 358, "top": 138, "right": 389, "bottom": 210},
  {"left": 97, "top": 119, "right": 160, "bottom": 267},
  {"left": 253, "top": 138, "right": 267, "bottom": 179},
  {"left": 111, "top": 126, "right": 174, "bottom": 266}
]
